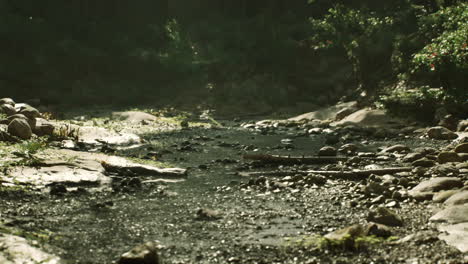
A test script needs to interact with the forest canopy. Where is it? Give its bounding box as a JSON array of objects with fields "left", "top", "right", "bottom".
[{"left": 0, "top": 0, "right": 466, "bottom": 118}]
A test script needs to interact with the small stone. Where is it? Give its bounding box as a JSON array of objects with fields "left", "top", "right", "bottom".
[
  {"left": 195, "top": 208, "right": 222, "bottom": 220},
  {"left": 338, "top": 143, "right": 359, "bottom": 154},
  {"left": 318, "top": 146, "right": 337, "bottom": 156},
  {"left": 411, "top": 158, "right": 435, "bottom": 168},
  {"left": 362, "top": 182, "right": 386, "bottom": 196},
  {"left": 0, "top": 104, "right": 16, "bottom": 116},
  {"left": 7, "top": 118, "right": 32, "bottom": 139},
  {"left": 119, "top": 241, "right": 162, "bottom": 264},
  {"left": 381, "top": 144, "right": 410, "bottom": 153},
  {"left": 367, "top": 207, "right": 403, "bottom": 227},
  {"left": 457, "top": 120, "right": 468, "bottom": 132},
  {"left": 437, "top": 151, "right": 462, "bottom": 163},
  {"left": 0, "top": 98, "right": 15, "bottom": 106},
  {"left": 402, "top": 152, "right": 425, "bottom": 163},
  {"left": 454, "top": 143, "right": 468, "bottom": 154}
]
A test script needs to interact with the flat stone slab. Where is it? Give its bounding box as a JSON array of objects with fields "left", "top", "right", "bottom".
[
  {"left": 78, "top": 126, "right": 141, "bottom": 146},
  {"left": 429, "top": 204, "right": 468, "bottom": 224},
  {"left": 4, "top": 149, "right": 185, "bottom": 189},
  {"left": 438, "top": 223, "right": 468, "bottom": 253},
  {"left": 111, "top": 111, "right": 158, "bottom": 123},
  {"left": 409, "top": 177, "right": 463, "bottom": 198},
  {"left": 444, "top": 190, "right": 468, "bottom": 206},
  {"left": 0, "top": 233, "right": 62, "bottom": 264}
]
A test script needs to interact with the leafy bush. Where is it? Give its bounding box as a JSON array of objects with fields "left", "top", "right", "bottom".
[
  {"left": 379, "top": 86, "right": 446, "bottom": 121},
  {"left": 411, "top": 3, "right": 468, "bottom": 92}
]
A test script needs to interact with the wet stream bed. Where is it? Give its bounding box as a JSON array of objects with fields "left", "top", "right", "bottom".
[{"left": 0, "top": 122, "right": 465, "bottom": 263}]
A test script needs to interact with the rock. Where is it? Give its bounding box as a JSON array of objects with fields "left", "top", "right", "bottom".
[
  {"left": 338, "top": 143, "right": 359, "bottom": 154},
  {"left": 397, "top": 231, "right": 439, "bottom": 245},
  {"left": 403, "top": 152, "right": 425, "bottom": 163},
  {"left": 331, "top": 108, "right": 403, "bottom": 128},
  {"left": 367, "top": 207, "right": 403, "bottom": 227},
  {"left": 459, "top": 153, "right": 468, "bottom": 162},
  {"left": 289, "top": 101, "right": 357, "bottom": 121},
  {"left": 78, "top": 126, "right": 141, "bottom": 147},
  {"left": 437, "top": 151, "right": 462, "bottom": 163},
  {"left": 429, "top": 204, "right": 468, "bottom": 224},
  {"left": 6, "top": 113, "right": 36, "bottom": 129},
  {"left": 426, "top": 126, "right": 458, "bottom": 140},
  {"left": 119, "top": 241, "right": 162, "bottom": 264},
  {"left": 0, "top": 98, "right": 15, "bottom": 106},
  {"left": 438, "top": 223, "right": 468, "bottom": 253},
  {"left": 381, "top": 144, "right": 410, "bottom": 153},
  {"left": 454, "top": 143, "right": 468, "bottom": 153},
  {"left": 411, "top": 158, "right": 435, "bottom": 167},
  {"left": 444, "top": 190, "right": 468, "bottom": 206},
  {"left": 7, "top": 118, "right": 32, "bottom": 139},
  {"left": 362, "top": 182, "right": 387, "bottom": 196},
  {"left": 335, "top": 106, "right": 358, "bottom": 121},
  {"left": 433, "top": 190, "right": 461, "bottom": 203},
  {"left": 18, "top": 104, "right": 41, "bottom": 119},
  {"left": 0, "top": 233, "right": 62, "bottom": 264},
  {"left": 0, "top": 104, "right": 16, "bottom": 116},
  {"left": 438, "top": 114, "right": 458, "bottom": 131},
  {"left": 318, "top": 146, "right": 337, "bottom": 156},
  {"left": 324, "top": 223, "right": 391, "bottom": 243},
  {"left": 34, "top": 118, "right": 55, "bottom": 136},
  {"left": 195, "top": 208, "right": 222, "bottom": 220},
  {"left": 112, "top": 111, "right": 158, "bottom": 123},
  {"left": 409, "top": 177, "right": 463, "bottom": 199},
  {"left": 457, "top": 120, "right": 468, "bottom": 132}
]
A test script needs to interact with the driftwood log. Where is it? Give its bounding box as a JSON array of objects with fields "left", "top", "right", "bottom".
[
  {"left": 243, "top": 154, "right": 348, "bottom": 164},
  {"left": 238, "top": 167, "right": 413, "bottom": 180},
  {"left": 101, "top": 160, "right": 187, "bottom": 177}
]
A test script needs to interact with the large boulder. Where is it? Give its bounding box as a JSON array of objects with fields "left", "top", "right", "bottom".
[
  {"left": 7, "top": 118, "right": 32, "bottom": 139},
  {"left": 331, "top": 108, "right": 403, "bottom": 128},
  {"left": 289, "top": 101, "right": 357, "bottom": 121},
  {"left": 6, "top": 114, "right": 36, "bottom": 130},
  {"left": 427, "top": 126, "right": 458, "bottom": 140}
]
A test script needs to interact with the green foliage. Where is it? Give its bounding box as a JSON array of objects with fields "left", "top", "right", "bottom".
[
  {"left": 411, "top": 3, "right": 468, "bottom": 91},
  {"left": 309, "top": 4, "right": 398, "bottom": 94},
  {"left": 379, "top": 86, "right": 446, "bottom": 121}
]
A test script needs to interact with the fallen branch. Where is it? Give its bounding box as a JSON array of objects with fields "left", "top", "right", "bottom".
[
  {"left": 243, "top": 154, "right": 348, "bottom": 165},
  {"left": 238, "top": 167, "right": 412, "bottom": 180}
]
